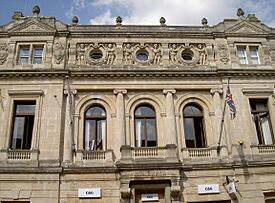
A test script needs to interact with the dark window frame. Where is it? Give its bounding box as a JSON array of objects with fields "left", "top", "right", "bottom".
[
  {"left": 249, "top": 99, "right": 274, "bottom": 145},
  {"left": 183, "top": 104, "right": 206, "bottom": 148},
  {"left": 10, "top": 101, "right": 36, "bottom": 150},
  {"left": 84, "top": 105, "right": 106, "bottom": 151},
  {"left": 134, "top": 105, "right": 157, "bottom": 147}
]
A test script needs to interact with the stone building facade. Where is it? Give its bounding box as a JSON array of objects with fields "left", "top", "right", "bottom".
[{"left": 0, "top": 6, "right": 275, "bottom": 203}]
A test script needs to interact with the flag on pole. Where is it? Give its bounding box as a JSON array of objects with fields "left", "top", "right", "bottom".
[{"left": 225, "top": 84, "right": 237, "bottom": 119}]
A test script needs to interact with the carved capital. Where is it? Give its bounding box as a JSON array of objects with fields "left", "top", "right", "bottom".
[
  {"left": 114, "top": 89, "right": 127, "bottom": 95},
  {"left": 163, "top": 89, "right": 176, "bottom": 95},
  {"left": 210, "top": 88, "right": 223, "bottom": 95},
  {"left": 64, "top": 89, "right": 77, "bottom": 95},
  {"left": 120, "top": 188, "right": 131, "bottom": 199}
]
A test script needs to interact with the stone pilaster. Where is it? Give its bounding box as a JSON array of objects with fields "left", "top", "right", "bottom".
[
  {"left": 163, "top": 89, "right": 177, "bottom": 145},
  {"left": 114, "top": 89, "right": 127, "bottom": 149},
  {"left": 63, "top": 88, "right": 77, "bottom": 166},
  {"left": 210, "top": 88, "right": 223, "bottom": 145}
]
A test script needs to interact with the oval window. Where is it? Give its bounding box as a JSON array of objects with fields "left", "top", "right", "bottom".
[
  {"left": 136, "top": 50, "right": 149, "bottom": 61},
  {"left": 181, "top": 51, "right": 193, "bottom": 61},
  {"left": 90, "top": 49, "right": 103, "bottom": 60}
]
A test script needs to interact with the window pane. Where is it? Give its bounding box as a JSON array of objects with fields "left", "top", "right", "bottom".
[
  {"left": 237, "top": 47, "right": 248, "bottom": 64},
  {"left": 20, "top": 48, "right": 30, "bottom": 57},
  {"left": 33, "top": 48, "right": 43, "bottom": 64},
  {"left": 11, "top": 117, "right": 25, "bottom": 149},
  {"left": 86, "top": 106, "right": 106, "bottom": 117},
  {"left": 183, "top": 106, "right": 202, "bottom": 117},
  {"left": 135, "top": 119, "right": 145, "bottom": 147},
  {"left": 85, "top": 120, "right": 95, "bottom": 150},
  {"left": 184, "top": 118, "right": 195, "bottom": 148},
  {"left": 261, "top": 116, "right": 273, "bottom": 144},
  {"left": 16, "top": 104, "right": 35, "bottom": 114},
  {"left": 135, "top": 106, "right": 155, "bottom": 117},
  {"left": 96, "top": 120, "right": 105, "bottom": 150},
  {"left": 146, "top": 119, "right": 156, "bottom": 146}
]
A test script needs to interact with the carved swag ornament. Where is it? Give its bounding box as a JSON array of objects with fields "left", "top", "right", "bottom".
[
  {"left": 0, "top": 44, "right": 8, "bottom": 65},
  {"left": 76, "top": 43, "right": 116, "bottom": 66},
  {"left": 169, "top": 43, "right": 207, "bottom": 65},
  {"left": 123, "top": 43, "right": 162, "bottom": 65}
]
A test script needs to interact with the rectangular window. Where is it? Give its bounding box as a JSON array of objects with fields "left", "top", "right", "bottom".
[
  {"left": 11, "top": 101, "right": 36, "bottom": 150},
  {"left": 250, "top": 99, "right": 274, "bottom": 145},
  {"left": 18, "top": 44, "right": 44, "bottom": 65},
  {"left": 237, "top": 47, "right": 248, "bottom": 64},
  {"left": 236, "top": 45, "right": 261, "bottom": 65}
]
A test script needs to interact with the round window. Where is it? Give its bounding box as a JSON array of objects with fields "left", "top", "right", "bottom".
[
  {"left": 136, "top": 50, "right": 149, "bottom": 61},
  {"left": 181, "top": 50, "right": 193, "bottom": 61},
  {"left": 90, "top": 49, "right": 103, "bottom": 60}
]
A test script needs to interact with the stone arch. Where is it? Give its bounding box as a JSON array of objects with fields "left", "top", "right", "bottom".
[
  {"left": 125, "top": 93, "right": 165, "bottom": 146},
  {"left": 74, "top": 94, "right": 116, "bottom": 151},
  {"left": 175, "top": 93, "right": 214, "bottom": 149}
]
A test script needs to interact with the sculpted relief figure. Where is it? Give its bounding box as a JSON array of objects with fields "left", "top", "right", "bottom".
[
  {"left": 105, "top": 43, "right": 116, "bottom": 65},
  {"left": 124, "top": 43, "right": 134, "bottom": 65},
  {"left": 217, "top": 44, "right": 229, "bottom": 64},
  {"left": 196, "top": 44, "right": 207, "bottom": 65},
  {"left": 169, "top": 44, "right": 179, "bottom": 64},
  {"left": 0, "top": 44, "right": 8, "bottom": 65},
  {"left": 76, "top": 43, "right": 86, "bottom": 65},
  {"left": 152, "top": 43, "right": 162, "bottom": 65},
  {"left": 54, "top": 42, "right": 65, "bottom": 64}
]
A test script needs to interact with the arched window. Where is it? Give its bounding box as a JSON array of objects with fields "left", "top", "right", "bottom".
[
  {"left": 183, "top": 104, "right": 206, "bottom": 148},
  {"left": 134, "top": 105, "right": 157, "bottom": 147},
  {"left": 84, "top": 106, "right": 106, "bottom": 150}
]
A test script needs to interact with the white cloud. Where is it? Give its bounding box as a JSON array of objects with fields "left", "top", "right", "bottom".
[
  {"left": 65, "top": 0, "right": 86, "bottom": 19},
  {"left": 89, "top": 10, "right": 115, "bottom": 25},
  {"left": 86, "top": 0, "right": 275, "bottom": 26}
]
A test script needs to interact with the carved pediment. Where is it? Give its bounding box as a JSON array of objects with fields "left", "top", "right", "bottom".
[
  {"left": 8, "top": 19, "right": 56, "bottom": 35},
  {"left": 225, "top": 21, "right": 268, "bottom": 34}
]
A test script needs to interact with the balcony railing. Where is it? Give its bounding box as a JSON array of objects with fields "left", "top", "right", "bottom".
[
  {"left": 251, "top": 144, "right": 275, "bottom": 159},
  {"left": 132, "top": 147, "right": 166, "bottom": 158},
  {"left": 257, "top": 145, "right": 275, "bottom": 154},
  {"left": 181, "top": 146, "right": 228, "bottom": 162},
  {"left": 0, "top": 149, "right": 39, "bottom": 166},
  {"left": 120, "top": 144, "right": 178, "bottom": 164},
  {"left": 75, "top": 149, "right": 115, "bottom": 167},
  {"left": 7, "top": 150, "right": 31, "bottom": 160}
]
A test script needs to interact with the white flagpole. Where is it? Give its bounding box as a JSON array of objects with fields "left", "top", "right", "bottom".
[{"left": 217, "top": 78, "right": 230, "bottom": 153}]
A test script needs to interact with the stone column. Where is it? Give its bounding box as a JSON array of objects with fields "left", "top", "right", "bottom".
[
  {"left": 114, "top": 89, "right": 127, "bottom": 148},
  {"left": 163, "top": 89, "right": 177, "bottom": 145},
  {"left": 63, "top": 88, "right": 77, "bottom": 166}
]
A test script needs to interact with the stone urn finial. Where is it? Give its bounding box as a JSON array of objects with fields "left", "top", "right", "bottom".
[
  {"left": 160, "top": 17, "right": 166, "bottom": 26},
  {"left": 32, "top": 5, "right": 40, "bottom": 16},
  {"left": 237, "top": 8, "right": 244, "bottom": 17},
  {"left": 72, "top": 16, "right": 79, "bottom": 26},
  {"left": 12, "top": 11, "right": 23, "bottom": 20},
  {"left": 116, "top": 16, "right": 122, "bottom": 25},
  {"left": 201, "top": 18, "right": 208, "bottom": 26}
]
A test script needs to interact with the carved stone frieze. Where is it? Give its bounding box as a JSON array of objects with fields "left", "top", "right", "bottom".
[
  {"left": 169, "top": 43, "right": 207, "bottom": 65},
  {"left": 217, "top": 44, "right": 229, "bottom": 64},
  {"left": 269, "top": 46, "right": 275, "bottom": 63},
  {"left": 0, "top": 44, "right": 8, "bottom": 65},
  {"left": 53, "top": 42, "right": 65, "bottom": 64},
  {"left": 76, "top": 43, "right": 116, "bottom": 66},
  {"left": 123, "top": 43, "right": 162, "bottom": 65}
]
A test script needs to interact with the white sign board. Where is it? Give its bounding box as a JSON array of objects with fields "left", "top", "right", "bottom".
[
  {"left": 198, "top": 184, "right": 220, "bottom": 194},
  {"left": 78, "top": 188, "right": 101, "bottom": 198},
  {"left": 225, "top": 182, "right": 236, "bottom": 194},
  {"left": 141, "top": 193, "right": 159, "bottom": 202}
]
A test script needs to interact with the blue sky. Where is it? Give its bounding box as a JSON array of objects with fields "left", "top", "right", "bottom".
[{"left": 1, "top": 0, "right": 275, "bottom": 27}]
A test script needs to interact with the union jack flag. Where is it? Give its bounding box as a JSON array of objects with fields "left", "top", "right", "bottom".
[{"left": 225, "top": 84, "right": 237, "bottom": 119}]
